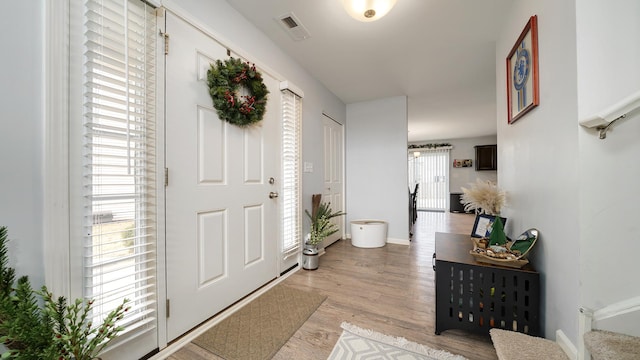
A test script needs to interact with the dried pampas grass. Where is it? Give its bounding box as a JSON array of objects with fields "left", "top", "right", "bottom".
[{"left": 460, "top": 179, "right": 506, "bottom": 215}]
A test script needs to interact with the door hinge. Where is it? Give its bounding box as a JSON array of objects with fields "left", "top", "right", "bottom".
[
  {"left": 164, "top": 167, "right": 169, "bottom": 187},
  {"left": 166, "top": 299, "right": 170, "bottom": 318},
  {"left": 159, "top": 30, "right": 170, "bottom": 55}
]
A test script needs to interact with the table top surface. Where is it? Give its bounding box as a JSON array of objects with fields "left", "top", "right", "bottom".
[{"left": 435, "top": 232, "right": 537, "bottom": 273}]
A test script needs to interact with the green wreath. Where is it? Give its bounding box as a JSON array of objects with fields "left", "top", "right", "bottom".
[{"left": 207, "top": 58, "right": 269, "bottom": 126}]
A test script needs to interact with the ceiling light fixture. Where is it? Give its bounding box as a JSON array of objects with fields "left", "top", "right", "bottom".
[{"left": 342, "top": 0, "right": 398, "bottom": 22}]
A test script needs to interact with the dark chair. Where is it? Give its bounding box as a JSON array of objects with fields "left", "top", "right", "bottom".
[
  {"left": 408, "top": 183, "right": 419, "bottom": 237},
  {"left": 412, "top": 184, "right": 419, "bottom": 224}
]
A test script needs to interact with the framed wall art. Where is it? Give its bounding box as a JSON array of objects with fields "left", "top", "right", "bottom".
[
  {"left": 453, "top": 159, "right": 472, "bottom": 168},
  {"left": 506, "top": 15, "right": 539, "bottom": 124}
]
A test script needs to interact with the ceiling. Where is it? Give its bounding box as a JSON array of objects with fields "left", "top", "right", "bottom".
[{"left": 225, "top": 0, "right": 513, "bottom": 142}]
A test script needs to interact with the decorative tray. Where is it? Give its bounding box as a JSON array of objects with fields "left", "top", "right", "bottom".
[{"left": 469, "top": 237, "right": 530, "bottom": 269}]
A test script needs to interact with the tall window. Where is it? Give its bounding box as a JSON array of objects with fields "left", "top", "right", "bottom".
[
  {"left": 281, "top": 89, "right": 302, "bottom": 260},
  {"left": 408, "top": 147, "right": 450, "bottom": 211},
  {"left": 82, "top": 0, "right": 157, "bottom": 338}
]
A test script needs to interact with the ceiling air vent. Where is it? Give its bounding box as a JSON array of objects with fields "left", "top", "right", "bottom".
[
  {"left": 277, "top": 12, "right": 311, "bottom": 41},
  {"left": 281, "top": 16, "right": 298, "bottom": 29}
]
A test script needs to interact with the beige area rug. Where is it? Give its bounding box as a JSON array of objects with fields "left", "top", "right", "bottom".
[
  {"left": 328, "top": 322, "right": 467, "bottom": 360},
  {"left": 192, "top": 283, "right": 326, "bottom": 360}
]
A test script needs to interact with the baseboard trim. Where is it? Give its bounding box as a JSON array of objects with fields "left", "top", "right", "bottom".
[
  {"left": 344, "top": 234, "right": 410, "bottom": 246},
  {"left": 386, "top": 237, "right": 410, "bottom": 246},
  {"left": 556, "top": 329, "right": 578, "bottom": 360}
]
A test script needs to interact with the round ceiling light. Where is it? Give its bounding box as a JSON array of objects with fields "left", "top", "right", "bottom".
[{"left": 342, "top": 0, "right": 398, "bottom": 22}]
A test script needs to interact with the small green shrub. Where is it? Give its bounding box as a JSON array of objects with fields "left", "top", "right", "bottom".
[{"left": 0, "top": 226, "right": 128, "bottom": 360}]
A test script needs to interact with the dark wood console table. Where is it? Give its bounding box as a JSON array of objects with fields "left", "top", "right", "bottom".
[{"left": 434, "top": 232, "right": 540, "bottom": 337}]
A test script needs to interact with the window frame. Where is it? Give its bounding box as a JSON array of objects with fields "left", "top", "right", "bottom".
[
  {"left": 44, "top": 0, "right": 71, "bottom": 297},
  {"left": 279, "top": 84, "right": 303, "bottom": 272},
  {"left": 66, "top": 0, "right": 161, "bottom": 356}
]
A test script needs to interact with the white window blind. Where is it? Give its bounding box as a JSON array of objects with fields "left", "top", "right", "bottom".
[
  {"left": 409, "top": 148, "right": 450, "bottom": 211},
  {"left": 281, "top": 89, "right": 302, "bottom": 259},
  {"left": 83, "top": 0, "right": 157, "bottom": 338}
]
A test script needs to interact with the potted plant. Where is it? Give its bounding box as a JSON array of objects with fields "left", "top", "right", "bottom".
[
  {"left": 0, "top": 226, "right": 129, "bottom": 359},
  {"left": 302, "top": 202, "right": 345, "bottom": 270}
]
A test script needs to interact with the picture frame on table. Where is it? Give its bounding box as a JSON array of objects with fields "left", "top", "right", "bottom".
[
  {"left": 471, "top": 214, "right": 508, "bottom": 238},
  {"left": 506, "top": 15, "right": 539, "bottom": 124}
]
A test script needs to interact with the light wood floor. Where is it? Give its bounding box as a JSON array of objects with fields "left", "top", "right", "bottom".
[{"left": 168, "top": 211, "right": 498, "bottom": 360}]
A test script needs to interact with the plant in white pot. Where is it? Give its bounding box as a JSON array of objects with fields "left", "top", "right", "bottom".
[{"left": 302, "top": 202, "right": 345, "bottom": 270}]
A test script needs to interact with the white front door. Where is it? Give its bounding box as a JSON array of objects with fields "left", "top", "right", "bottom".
[
  {"left": 322, "top": 115, "right": 344, "bottom": 246},
  {"left": 164, "top": 13, "right": 280, "bottom": 341}
]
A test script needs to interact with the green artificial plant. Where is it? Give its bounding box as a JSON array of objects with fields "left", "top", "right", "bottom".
[
  {"left": 304, "top": 202, "right": 345, "bottom": 246},
  {"left": 0, "top": 226, "right": 129, "bottom": 360}
]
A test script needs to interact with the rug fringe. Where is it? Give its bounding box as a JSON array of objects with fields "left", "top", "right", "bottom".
[{"left": 340, "top": 322, "right": 468, "bottom": 360}]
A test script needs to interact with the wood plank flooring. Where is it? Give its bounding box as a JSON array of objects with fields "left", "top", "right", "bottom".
[{"left": 168, "top": 211, "right": 498, "bottom": 360}]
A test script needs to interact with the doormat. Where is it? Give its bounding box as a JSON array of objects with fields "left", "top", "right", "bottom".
[
  {"left": 328, "top": 322, "right": 467, "bottom": 360},
  {"left": 192, "top": 283, "right": 326, "bottom": 360}
]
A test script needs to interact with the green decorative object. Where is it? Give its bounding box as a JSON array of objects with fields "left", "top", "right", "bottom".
[
  {"left": 408, "top": 143, "right": 451, "bottom": 149},
  {"left": 510, "top": 228, "right": 539, "bottom": 257},
  {"left": 488, "top": 216, "right": 507, "bottom": 246},
  {"left": 207, "top": 57, "right": 269, "bottom": 127}
]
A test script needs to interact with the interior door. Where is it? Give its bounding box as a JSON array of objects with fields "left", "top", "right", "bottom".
[
  {"left": 322, "top": 115, "right": 344, "bottom": 246},
  {"left": 164, "top": 13, "right": 280, "bottom": 341}
]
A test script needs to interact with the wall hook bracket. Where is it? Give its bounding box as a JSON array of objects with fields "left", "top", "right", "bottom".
[
  {"left": 596, "top": 114, "right": 625, "bottom": 139},
  {"left": 579, "top": 90, "right": 640, "bottom": 139}
]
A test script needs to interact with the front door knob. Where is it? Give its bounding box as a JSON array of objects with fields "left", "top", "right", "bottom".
[{"left": 269, "top": 192, "right": 279, "bottom": 199}]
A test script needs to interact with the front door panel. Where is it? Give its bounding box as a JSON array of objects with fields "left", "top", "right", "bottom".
[{"left": 164, "top": 13, "right": 280, "bottom": 341}]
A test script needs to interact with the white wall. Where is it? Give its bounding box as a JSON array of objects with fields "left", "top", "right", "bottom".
[
  {"left": 496, "top": 1, "right": 580, "bottom": 342},
  {"left": 411, "top": 135, "right": 498, "bottom": 195},
  {"left": 0, "top": 1, "right": 45, "bottom": 285},
  {"left": 346, "top": 96, "right": 408, "bottom": 242},
  {"left": 576, "top": 0, "right": 640, "bottom": 330}
]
